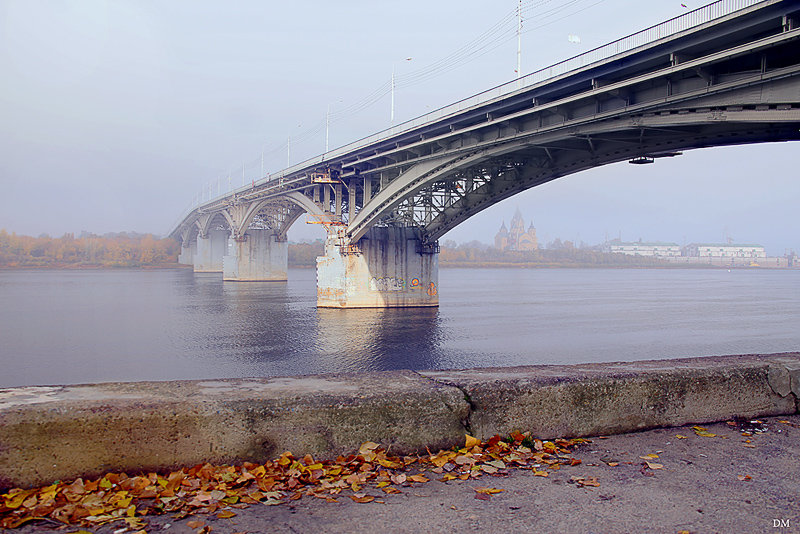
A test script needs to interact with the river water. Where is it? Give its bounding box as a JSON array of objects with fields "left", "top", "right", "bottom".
[{"left": 1, "top": 268, "right": 798, "bottom": 388}]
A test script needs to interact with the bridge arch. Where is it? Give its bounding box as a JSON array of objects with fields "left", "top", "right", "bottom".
[{"left": 348, "top": 105, "right": 800, "bottom": 243}]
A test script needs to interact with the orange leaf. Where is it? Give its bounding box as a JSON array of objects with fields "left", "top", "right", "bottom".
[
  {"left": 350, "top": 494, "right": 375, "bottom": 503},
  {"left": 187, "top": 520, "right": 205, "bottom": 529},
  {"left": 217, "top": 510, "right": 236, "bottom": 519}
]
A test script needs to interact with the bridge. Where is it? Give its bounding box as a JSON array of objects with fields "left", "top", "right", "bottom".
[{"left": 169, "top": 0, "right": 800, "bottom": 308}]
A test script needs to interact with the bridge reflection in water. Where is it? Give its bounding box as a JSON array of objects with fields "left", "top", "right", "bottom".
[{"left": 170, "top": 0, "right": 800, "bottom": 308}]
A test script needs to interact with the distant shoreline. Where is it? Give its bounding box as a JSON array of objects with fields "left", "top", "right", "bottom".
[{"left": 1, "top": 262, "right": 797, "bottom": 271}]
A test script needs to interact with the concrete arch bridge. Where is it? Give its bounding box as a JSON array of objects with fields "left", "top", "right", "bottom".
[{"left": 170, "top": 0, "right": 800, "bottom": 307}]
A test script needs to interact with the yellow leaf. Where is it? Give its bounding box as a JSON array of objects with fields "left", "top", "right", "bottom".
[
  {"left": 376, "top": 481, "right": 390, "bottom": 488},
  {"left": 675, "top": 434, "right": 688, "bottom": 439},
  {"left": 326, "top": 465, "right": 343, "bottom": 476},
  {"left": 251, "top": 465, "right": 266, "bottom": 477},
  {"left": 3, "top": 490, "right": 34, "bottom": 509},
  {"left": 639, "top": 454, "right": 659, "bottom": 459},
  {"left": 377, "top": 458, "right": 402, "bottom": 469},
  {"left": 695, "top": 431, "right": 716, "bottom": 437},
  {"left": 475, "top": 487, "right": 504, "bottom": 494},
  {"left": 408, "top": 474, "right": 429, "bottom": 483},
  {"left": 465, "top": 434, "right": 480, "bottom": 448},
  {"left": 217, "top": 510, "right": 237, "bottom": 518},
  {"left": 646, "top": 462, "right": 663, "bottom": 470},
  {"left": 533, "top": 470, "right": 549, "bottom": 477}
]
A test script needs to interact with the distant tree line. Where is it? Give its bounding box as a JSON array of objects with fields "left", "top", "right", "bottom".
[
  {"left": 0, "top": 230, "right": 179, "bottom": 268},
  {"left": 0, "top": 231, "right": 670, "bottom": 269},
  {"left": 288, "top": 240, "right": 325, "bottom": 267}
]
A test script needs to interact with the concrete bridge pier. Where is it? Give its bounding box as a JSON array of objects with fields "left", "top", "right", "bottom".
[
  {"left": 193, "top": 229, "right": 228, "bottom": 272},
  {"left": 223, "top": 229, "right": 288, "bottom": 281},
  {"left": 316, "top": 227, "right": 439, "bottom": 308},
  {"left": 178, "top": 239, "right": 196, "bottom": 266}
]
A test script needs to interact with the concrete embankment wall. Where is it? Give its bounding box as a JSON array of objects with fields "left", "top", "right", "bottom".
[{"left": 1, "top": 353, "right": 798, "bottom": 490}]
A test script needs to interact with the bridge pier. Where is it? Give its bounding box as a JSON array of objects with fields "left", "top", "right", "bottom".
[
  {"left": 178, "top": 239, "right": 196, "bottom": 266},
  {"left": 316, "top": 227, "right": 438, "bottom": 308},
  {"left": 193, "top": 229, "right": 228, "bottom": 273},
  {"left": 223, "top": 229, "right": 288, "bottom": 281}
]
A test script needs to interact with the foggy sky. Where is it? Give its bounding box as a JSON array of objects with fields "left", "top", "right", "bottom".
[{"left": 1, "top": 0, "right": 797, "bottom": 255}]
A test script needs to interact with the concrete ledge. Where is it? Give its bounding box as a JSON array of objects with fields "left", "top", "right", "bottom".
[
  {"left": 422, "top": 353, "right": 800, "bottom": 439},
  {"left": 1, "top": 353, "right": 798, "bottom": 490},
  {"left": 0, "top": 372, "right": 468, "bottom": 490}
]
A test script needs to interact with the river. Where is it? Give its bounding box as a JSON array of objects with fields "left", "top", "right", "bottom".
[{"left": 1, "top": 267, "right": 798, "bottom": 388}]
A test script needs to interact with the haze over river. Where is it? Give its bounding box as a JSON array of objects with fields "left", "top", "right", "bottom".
[{"left": 1, "top": 268, "right": 798, "bottom": 388}]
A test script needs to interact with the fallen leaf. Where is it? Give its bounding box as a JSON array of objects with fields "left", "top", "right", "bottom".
[
  {"left": 645, "top": 462, "right": 663, "bottom": 470},
  {"left": 187, "top": 520, "right": 205, "bottom": 529},
  {"left": 350, "top": 494, "right": 375, "bottom": 503},
  {"left": 639, "top": 454, "right": 659, "bottom": 460},
  {"left": 465, "top": 435, "right": 480, "bottom": 449},
  {"left": 737, "top": 475, "right": 752, "bottom": 481},
  {"left": 217, "top": 510, "right": 236, "bottom": 519},
  {"left": 358, "top": 442, "right": 380, "bottom": 456},
  {"left": 675, "top": 434, "right": 688, "bottom": 439},
  {"left": 474, "top": 487, "right": 505, "bottom": 494},
  {"left": 408, "top": 474, "right": 429, "bottom": 484}
]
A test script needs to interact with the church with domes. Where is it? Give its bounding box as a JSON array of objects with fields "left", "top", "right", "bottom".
[{"left": 494, "top": 208, "right": 538, "bottom": 251}]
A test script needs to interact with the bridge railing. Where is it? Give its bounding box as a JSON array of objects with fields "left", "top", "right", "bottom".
[{"left": 174, "top": 0, "right": 766, "bottom": 235}]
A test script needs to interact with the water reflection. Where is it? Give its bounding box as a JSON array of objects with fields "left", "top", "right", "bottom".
[{"left": 314, "top": 307, "right": 443, "bottom": 373}]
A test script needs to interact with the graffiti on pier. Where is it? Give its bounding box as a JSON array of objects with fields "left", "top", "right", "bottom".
[
  {"left": 369, "top": 277, "right": 405, "bottom": 292},
  {"left": 427, "top": 282, "right": 437, "bottom": 296},
  {"left": 410, "top": 278, "right": 420, "bottom": 287}
]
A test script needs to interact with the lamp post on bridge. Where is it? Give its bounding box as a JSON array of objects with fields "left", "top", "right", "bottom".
[{"left": 391, "top": 57, "right": 413, "bottom": 125}]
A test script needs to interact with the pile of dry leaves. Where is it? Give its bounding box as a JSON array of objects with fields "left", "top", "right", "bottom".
[{"left": 0, "top": 432, "right": 589, "bottom": 531}]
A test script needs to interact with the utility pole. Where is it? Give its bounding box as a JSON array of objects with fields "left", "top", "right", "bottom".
[
  {"left": 517, "top": 0, "right": 522, "bottom": 82},
  {"left": 326, "top": 104, "right": 330, "bottom": 152},
  {"left": 391, "top": 58, "right": 412, "bottom": 124},
  {"left": 390, "top": 67, "right": 395, "bottom": 124}
]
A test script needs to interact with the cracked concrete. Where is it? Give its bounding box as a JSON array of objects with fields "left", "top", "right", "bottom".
[{"left": 1, "top": 353, "right": 798, "bottom": 491}]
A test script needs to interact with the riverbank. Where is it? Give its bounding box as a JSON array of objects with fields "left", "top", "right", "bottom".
[{"left": 1, "top": 353, "right": 797, "bottom": 491}]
